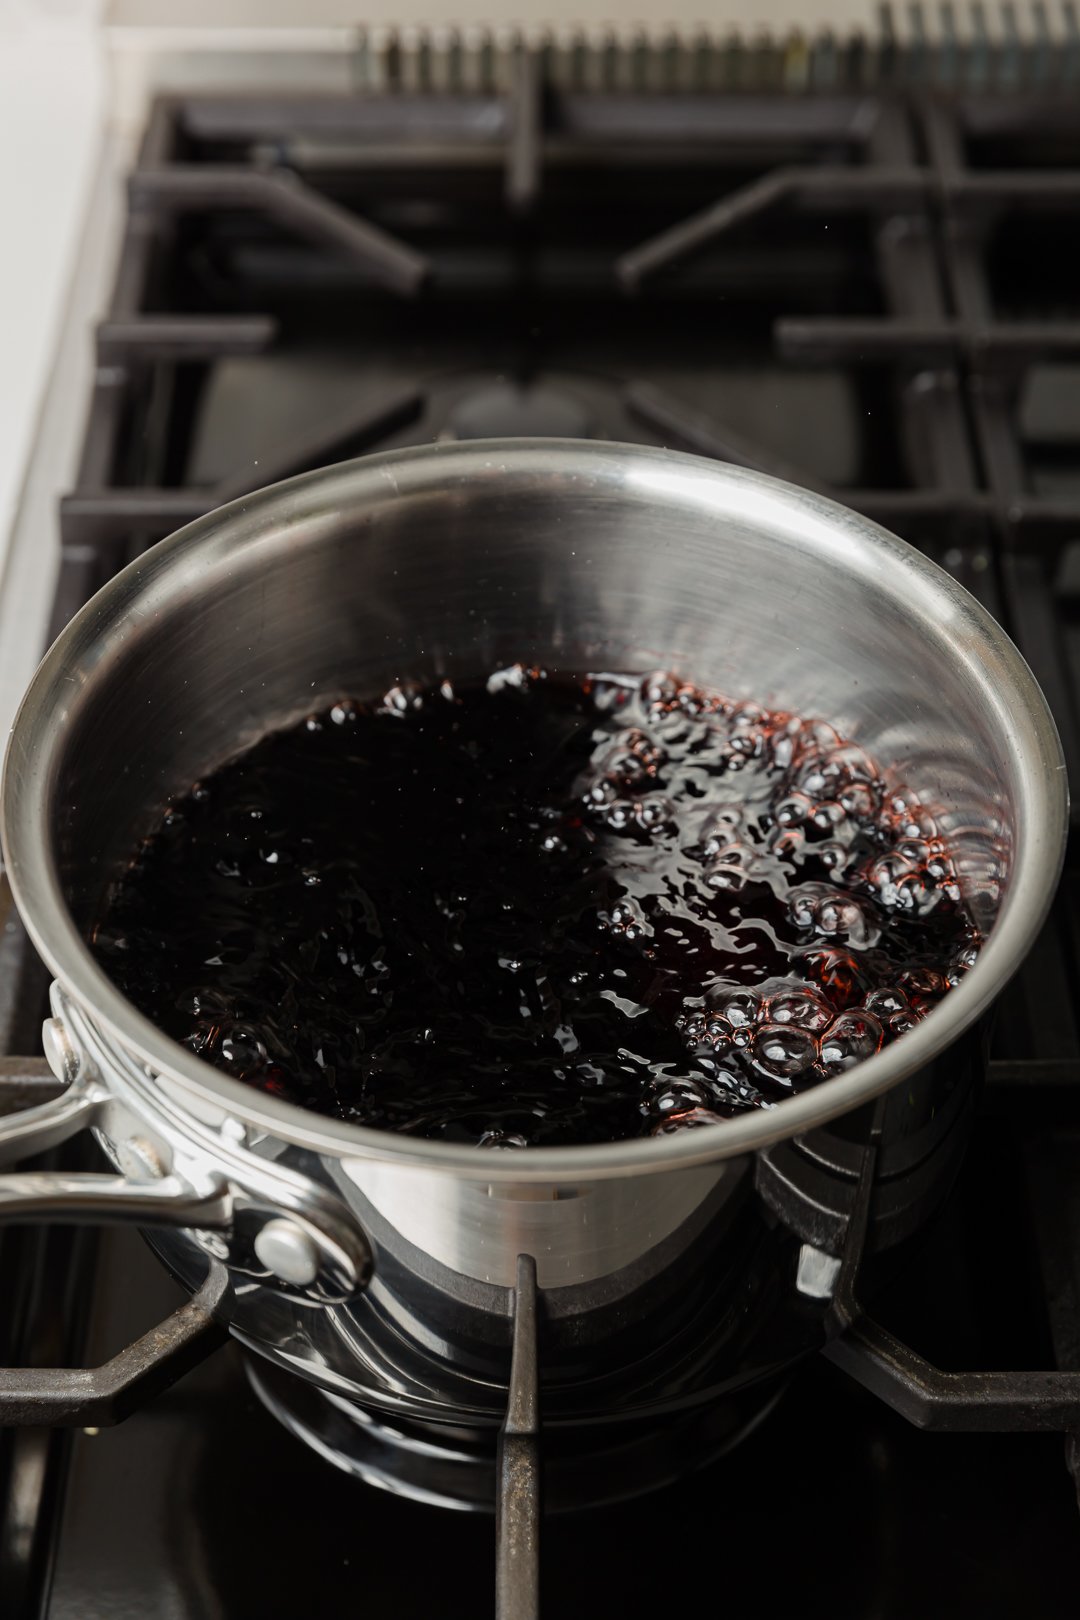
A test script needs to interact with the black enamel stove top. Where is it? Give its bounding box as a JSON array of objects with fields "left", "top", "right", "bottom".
[{"left": 4, "top": 27, "right": 1080, "bottom": 1616}]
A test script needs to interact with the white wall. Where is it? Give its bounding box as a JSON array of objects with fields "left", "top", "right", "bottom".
[{"left": 0, "top": 8, "right": 104, "bottom": 581}]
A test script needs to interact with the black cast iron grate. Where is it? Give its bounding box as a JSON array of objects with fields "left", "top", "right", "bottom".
[
  {"left": 5, "top": 71, "right": 1080, "bottom": 1619},
  {"left": 49, "top": 80, "right": 1080, "bottom": 803}
]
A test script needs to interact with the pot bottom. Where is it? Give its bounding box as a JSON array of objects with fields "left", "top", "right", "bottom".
[{"left": 245, "top": 1353, "right": 788, "bottom": 1513}]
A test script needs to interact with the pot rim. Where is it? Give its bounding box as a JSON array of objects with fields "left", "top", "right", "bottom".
[{"left": 0, "top": 439, "right": 1068, "bottom": 1182}]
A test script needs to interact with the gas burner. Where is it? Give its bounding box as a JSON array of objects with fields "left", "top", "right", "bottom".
[{"left": 245, "top": 1353, "right": 784, "bottom": 1513}]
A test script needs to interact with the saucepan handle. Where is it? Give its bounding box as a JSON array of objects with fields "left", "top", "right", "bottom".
[
  {"left": 0, "top": 1030, "right": 369, "bottom": 1304},
  {"left": 0, "top": 1060, "right": 231, "bottom": 1230},
  {"left": 0, "top": 1168, "right": 230, "bottom": 1228},
  {"left": 0, "top": 1060, "right": 104, "bottom": 1162},
  {"left": 0, "top": 1063, "right": 232, "bottom": 1424}
]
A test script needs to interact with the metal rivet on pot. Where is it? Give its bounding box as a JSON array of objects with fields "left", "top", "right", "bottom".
[
  {"left": 41, "top": 1017, "right": 80, "bottom": 1085},
  {"left": 117, "top": 1136, "right": 165, "bottom": 1180},
  {"left": 254, "top": 1218, "right": 321, "bottom": 1287}
]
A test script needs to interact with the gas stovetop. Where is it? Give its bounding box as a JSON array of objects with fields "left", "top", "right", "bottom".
[{"left": 4, "top": 51, "right": 1080, "bottom": 1618}]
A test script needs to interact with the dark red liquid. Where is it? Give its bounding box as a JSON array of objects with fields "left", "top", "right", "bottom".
[{"left": 91, "top": 669, "right": 982, "bottom": 1147}]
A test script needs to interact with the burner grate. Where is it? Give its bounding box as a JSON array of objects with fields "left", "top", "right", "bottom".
[{"left": 55, "top": 83, "right": 1080, "bottom": 791}]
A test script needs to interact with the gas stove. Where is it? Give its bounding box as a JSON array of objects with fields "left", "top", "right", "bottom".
[{"left": 4, "top": 19, "right": 1080, "bottom": 1618}]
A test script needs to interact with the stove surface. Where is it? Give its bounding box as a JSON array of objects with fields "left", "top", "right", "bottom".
[
  {"left": 5, "top": 49, "right": 1080, "bottom": 1618},
  {"left": 35, "top": 1115, "right": 1080, "bottom": 1619}
]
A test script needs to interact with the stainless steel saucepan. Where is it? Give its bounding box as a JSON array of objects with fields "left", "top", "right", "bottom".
[{"left": 0, "top": 440, "right": 1067, "bottom": 1421}]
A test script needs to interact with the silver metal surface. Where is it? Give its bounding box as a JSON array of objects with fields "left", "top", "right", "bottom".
[
  {"left": 99, "top": 10, "right": 1080, "bottom": 116},
  {"left": 0, "top": 1170, "right": 230, "bottom": 1229},
  {"left": 41, "top": 1016, "right": 80, "bottom": 1086},
  {"left": 0, "top": 983, "right": 371, "bottom": 1306},
  {"left": 57, "top": 983, "right": 373, "bottom": 1304},
  {"left": 0, "top": 440, "right": 1067, "bottom": 1397},
  {"left": 254, "top": 1218, "right": 321, "bottom": 1287},
  {"left": 0, "top": 1066, "right": 104, "bottom": 1163},
  {"left": 2, "top": 441, "right": 1066, "bottom": 1172},
  {"left": 346, "top": 13, "right": 1080, "bottom": 97},
  {"left": 340, "top": 1152, "right": 743, "bottom": 1287}
]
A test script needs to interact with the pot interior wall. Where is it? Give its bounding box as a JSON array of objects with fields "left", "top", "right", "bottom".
[{"left": 42, "top": 448, "right": 1011, "bottom": 932}]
